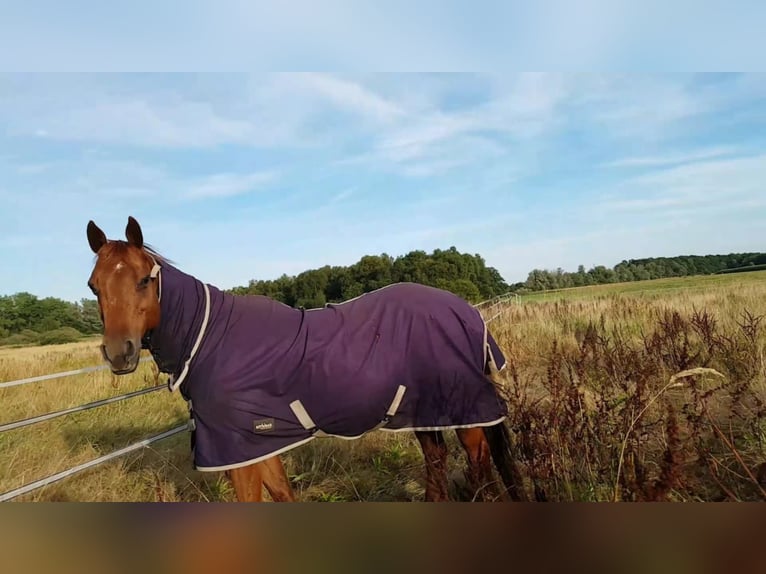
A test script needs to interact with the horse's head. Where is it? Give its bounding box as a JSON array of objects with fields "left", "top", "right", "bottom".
[{"left": 86, "top": 216, "right": 161, "bottom": 374}]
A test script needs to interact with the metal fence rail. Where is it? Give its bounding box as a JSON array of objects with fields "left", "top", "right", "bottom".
[
  {"left": 0, "top": 425, "right": 188, "bottom": 502},
  {"left": 0, "top": 356, "right": 152, "bottom": 389},
  {"left": 0, "top": 384, "right": 165, "bottom": 433},
  {"left": 476, "top": 292, "right": 521, "bottom": 324}
]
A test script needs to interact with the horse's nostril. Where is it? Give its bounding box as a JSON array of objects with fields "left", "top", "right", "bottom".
[{"left": 125, "top": 339, "right": 135, "bottom": 357}]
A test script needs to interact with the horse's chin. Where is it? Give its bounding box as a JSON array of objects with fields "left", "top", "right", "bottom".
[{"left": 110, "top": 363, "right": 139, "bottom": 376}]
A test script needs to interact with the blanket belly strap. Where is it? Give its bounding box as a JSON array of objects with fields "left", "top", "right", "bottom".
[
  {"left": 370, "top": 385, "right": 407, "bottom": 431},
  {"left": 289, "top": 385, "right": 408, "bottom": 438}
]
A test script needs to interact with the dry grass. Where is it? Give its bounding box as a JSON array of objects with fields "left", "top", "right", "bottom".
[
  {"left": 1, "top": 271, "right": 765, "bottom": 501},
  {"left": 497, "top": 272, "right": 766, "bottom": 501}
]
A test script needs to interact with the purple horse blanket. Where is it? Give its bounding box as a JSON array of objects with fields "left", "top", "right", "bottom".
[{"left": 145, "top": 263, "right": 507, "bottom": 471}]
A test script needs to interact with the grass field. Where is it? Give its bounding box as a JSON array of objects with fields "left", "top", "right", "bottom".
[
  {"left": 518, "top": 269, "right": 766, "bottom": 301},
  {"left": 1, "top": 271, "right": 765, "bottom": 501}
]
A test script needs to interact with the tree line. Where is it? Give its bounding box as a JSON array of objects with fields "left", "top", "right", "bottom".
[
  {"left": 1, "top": 249, "right": 764, "bottom": 346},
  {"left": 0, "top": 293, "right": 102, "bottom": 346},
  {"left": 512, "top": 252, "right": 766, "bottom": 293},
  {"left": 227, "top": 247, "right": 508, "bottom": 308}
]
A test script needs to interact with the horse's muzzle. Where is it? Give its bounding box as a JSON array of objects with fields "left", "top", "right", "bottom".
[{"left": 101, "top": 338, "right": 140, "bottom": 374}]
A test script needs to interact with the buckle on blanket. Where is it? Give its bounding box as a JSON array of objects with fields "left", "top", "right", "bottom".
[
  {"left": 289, "top": 400, "right": 319, "bottom": 434},
  {"left": 371, "top": 385, "right": 407, "bottom": 431}
]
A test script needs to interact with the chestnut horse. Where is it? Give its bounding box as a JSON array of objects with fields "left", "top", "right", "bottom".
[{"left": 85, "top": 216, "right": 522, "bottom": 502}]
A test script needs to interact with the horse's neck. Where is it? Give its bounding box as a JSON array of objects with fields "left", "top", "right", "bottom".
[
  {"left": 148, "top": 263, "right": 306, "bottom": 383},
  {"left": 149, "top": 264, "right": 211, "bottom": 376}
]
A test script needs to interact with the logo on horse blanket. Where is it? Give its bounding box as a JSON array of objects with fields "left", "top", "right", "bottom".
[
  {"left": 253, "top": 419, "right": 275, "bottom": 433},
  {"left": 146, "top": 264, "right": 508, "bottom": 472}
]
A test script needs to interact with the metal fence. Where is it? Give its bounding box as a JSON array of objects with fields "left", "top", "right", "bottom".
[
  {"left": 0, "top": 295, "right": 521, "bottom": 502},
  {"left": 0, "top": 357, "right": 187, "bottom": 502},
  {"left": 475, "top": 291, "right": 521, "bottom": 323}
]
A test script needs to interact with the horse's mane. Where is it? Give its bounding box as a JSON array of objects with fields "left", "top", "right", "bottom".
[
  {"left": 143, "top": 243, "right": 174, "bottom": 265},
  {"left": 94, "top": 240, "right": 175, "bottom": 266}
]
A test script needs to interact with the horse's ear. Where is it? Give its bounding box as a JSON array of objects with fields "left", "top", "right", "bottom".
[
  {"left": 87, "top": 220, "right": 107, "bottom": 254},
  {"left": 125, "top": 216, "right": 144, "bottom": 249}
]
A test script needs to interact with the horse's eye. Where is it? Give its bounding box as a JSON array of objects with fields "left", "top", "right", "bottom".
[
  {"left": 88, "top": 281, "right": 99, "bottom": 296},
  {"left": 137, "top": 275, "right": 152, "bottom": 289}
]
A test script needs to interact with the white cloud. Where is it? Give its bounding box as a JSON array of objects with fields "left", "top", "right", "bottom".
[
  {"left": 377, "top": 113, "right": 472, "bottom": 163},
  {"left": 0, "top": 76, "right": 323, "bottom": 149},
  {"left": 2, "top": 154, "right": 281, "bottom": 208},
  {"left": 601, "top": 153, "right": 766, "bottom": 213},
  {"left": 329, "top": 188, "right": 355, "bottom": 204},
  {"left": 286, "top": 73, "right": 405, "bottom": 123},
  {"left": 602, "top": 146, "right": 739, "bottom": 168},
  {"left": 573, "top": 75, "right": 736, "bottom": 142},
  {"left": 185, "top": 171, "right": 279, "bottom": 199},
  {"left": 9, "top": 95, "right": 255, "bottom": 148},
  {"left": 319, "top": 74, "right": 570, "bottom": 179},
  {"left": 377, "top": 73, "right": 569, "bottom": 158}
]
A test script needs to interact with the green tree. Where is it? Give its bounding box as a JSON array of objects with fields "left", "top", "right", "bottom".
[
  {"left": 225, "top": 246, "right": 508, "bottom": 306},
  {"left": 449, "top": 279, "right": 482, "bottom": 302}
]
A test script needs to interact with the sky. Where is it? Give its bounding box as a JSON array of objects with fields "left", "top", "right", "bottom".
[
  {"left": 1, "top": 1, "right": 763, "bottom": 71},
  {"left": 1, "top": 72, "right": 766, "bottom": 302}
]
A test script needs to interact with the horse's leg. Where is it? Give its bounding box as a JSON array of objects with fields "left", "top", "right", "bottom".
[
  {"left": 227, "top": 463, "right": 264, "bottom": 502},
  {"left": 415, "top": 430, "right": 450, "bottom": 502},
  {"left": 228, "top": 459, "right": 295, "bottom": 502},
  {"left": 259, "top": 456, "right": 296, "bottom": 502},
  {"left": 456, "top": 427, "right": 502, "bottom": 502}
]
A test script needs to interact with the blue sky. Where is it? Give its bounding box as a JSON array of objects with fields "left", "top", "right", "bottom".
[
  {"left": 1, "top": 73, "right": 766, "bottom": 302},
  {"left": 2, "top": 2, "right": 764, "bottom": 71}
]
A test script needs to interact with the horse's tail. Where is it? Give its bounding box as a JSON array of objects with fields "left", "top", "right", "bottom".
[
  {"left": 483, "top": 342, "right": 526, "bottom": 501},
  {"left": 482, "top": 322, "right": 526, "bottom": 500},
  {"left": 484, "top": 418, "right": 525, "bottom": 502}
]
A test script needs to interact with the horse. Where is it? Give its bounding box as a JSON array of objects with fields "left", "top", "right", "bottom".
[{"left": 85, "top": 216, "right": 523, "bottom": 502}]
